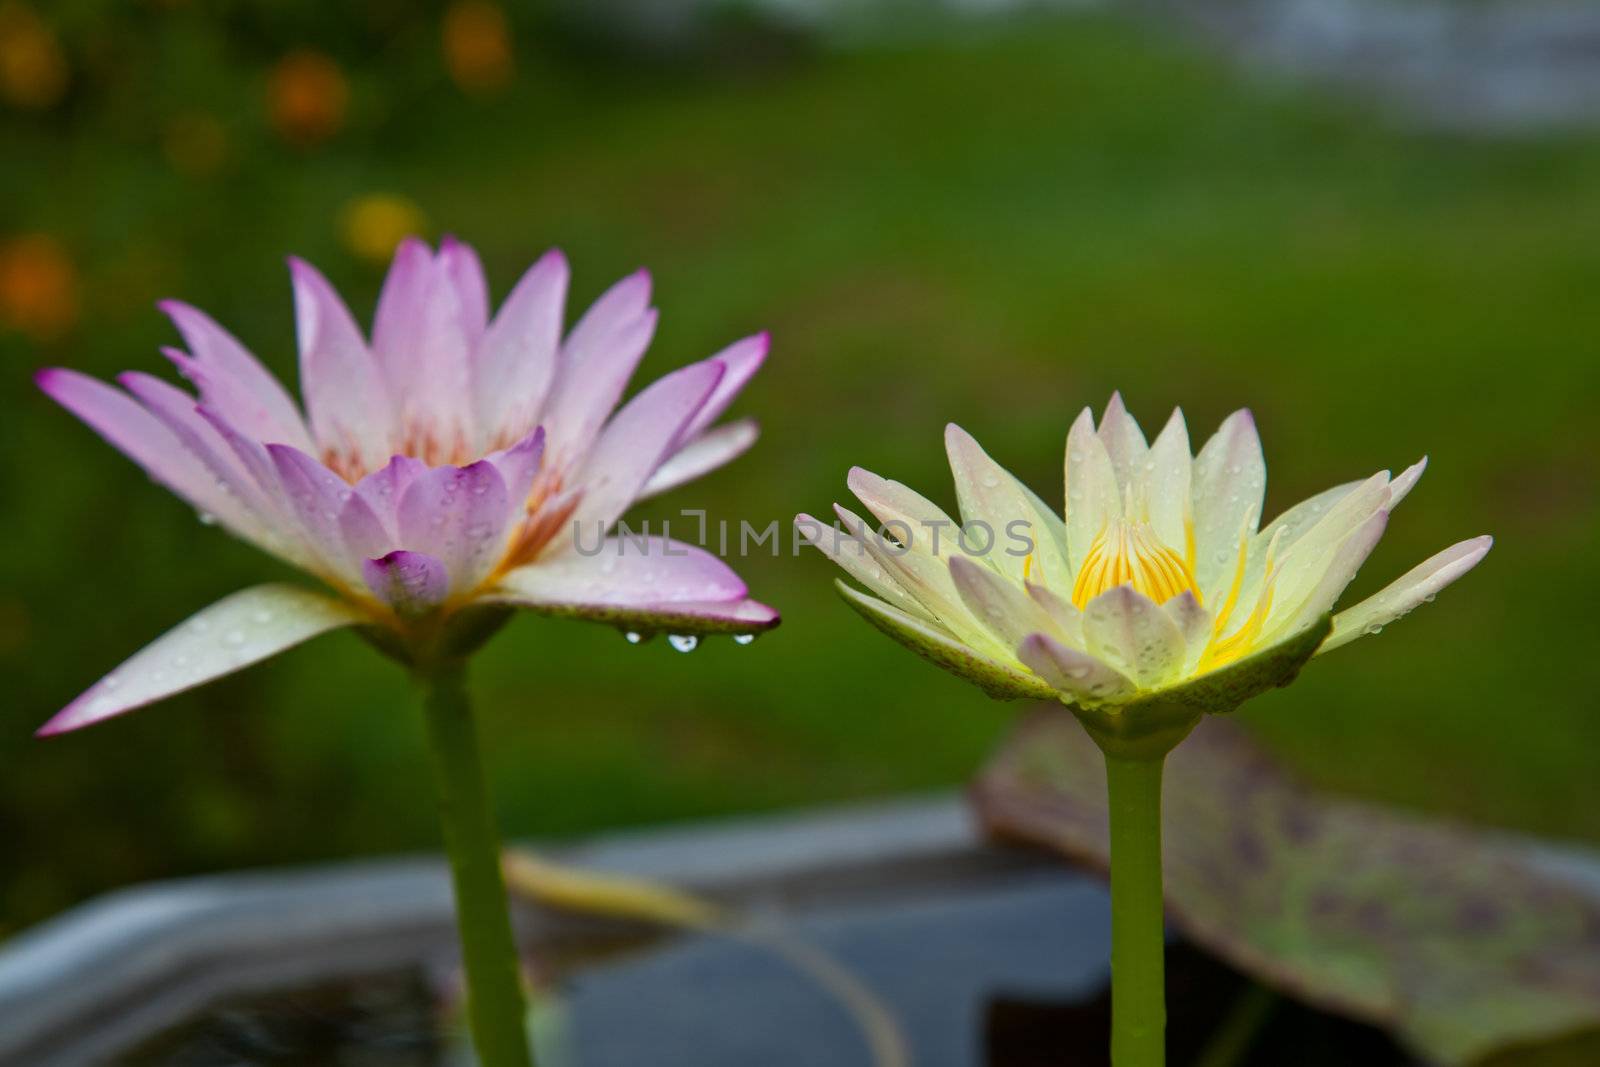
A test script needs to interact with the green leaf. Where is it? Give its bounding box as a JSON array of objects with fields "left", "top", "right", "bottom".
[{"left": 972, "top": 712, "right": 1600, "bottom": 1065}]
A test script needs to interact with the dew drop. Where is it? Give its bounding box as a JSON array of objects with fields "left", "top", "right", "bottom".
[
  {"left": 223, "top": 629, "right": 247, "bottom": 648},
  {"left": 980, "top": 473, "right": 1001, "bottom": 489},
  {"left": 733, "top": 634, "right": 756, "bottom": 646},
  {"left": 196, "top": 511, "right": 218, "bottom": 526},
  {"left": 624, "top": 631, "right": 644, "bottom": 644},
  {"left": 667, "top": 634, "right": 699, "bottom": 653},
  {"left": 251, "top": 609, "right": 274, "bottom": 625}
]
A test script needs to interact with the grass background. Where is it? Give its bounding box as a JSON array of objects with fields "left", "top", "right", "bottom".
[{"left": 2, "top": 7, "right": 1597, "bottom": 932}]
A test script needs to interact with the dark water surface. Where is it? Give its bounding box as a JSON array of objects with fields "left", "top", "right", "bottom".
[{"left": 128, "top": 872, "right": 1412, "bottom": 1065}]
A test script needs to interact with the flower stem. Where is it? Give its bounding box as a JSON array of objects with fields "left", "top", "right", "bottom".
[
  {"left": 1104, "top": 752, "right": 1168, "bottom": 1067},
  {"left": 418, "top": 661, "right": 533, "bottom": 1067}
]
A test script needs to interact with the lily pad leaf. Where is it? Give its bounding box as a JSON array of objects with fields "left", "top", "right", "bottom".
[{"left": 971, "top": 712, "right": 1600, "bottom": 1066}]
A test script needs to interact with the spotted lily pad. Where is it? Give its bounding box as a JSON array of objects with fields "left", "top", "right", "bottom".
[{"left": 970, "top": 712, "right": 1600, "bottom": 1065}]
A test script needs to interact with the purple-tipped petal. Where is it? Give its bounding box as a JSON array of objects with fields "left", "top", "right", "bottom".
[
  {"left": 638, "top": 418, "right": 759, "bottom": 501},
  {"left": 289, "top": 256, "right": 395, "bottom": 475},
  {"left": 37, "top": 585, "right": 363, "bottom": 736},
  {"left": 372, "top": 238, "right": 475, "bottom": 454},
  {"left": 439, "top": 235, "right": 489, "bottom": 342},
  {"left": 486, "top": 426, "right": 546, "bottom": 510},
  {"left": 1017, "top": 631, "right": 1138, "bottom": 707},
  {"left": 1097, "top": 391, "right": 1150, "bottom": 493},
  {"left": 673, "top": 332, "right": 767, "bottom": 447},
  {"left": 352, "top": 453, "right": 428, "bottom": 529},
  {"left": 361, "top": 550, "right": 450, "bottom": 615},
  {"left": 474, "top": 249, "right": 568, "bottom": 448},
  {"left": 539, "top": 270, "right": 655, "bottom": 465},
  {"left": 396, "top": 460, "right": 513, "bottom": 593},
  {"left": 37, "top": 368, "right": 236, "bottom": 524},
  {"left": 1322, "top": 534, "right": 1493, "bottom": 654},
  {"left": 268, "top": 443, "right": 365, "bottom": 581},
  {"left": 119, "top": 371, "right": 278, "bottom": 543},
  {"left": 492, "top": 536, "right": 778, "bottom": 635},
  {"left": 565, "top": 360, "right": 724, "bottom": 539},
  {"left": 158, "top": 300, "right": 312, "bottom": 451}
]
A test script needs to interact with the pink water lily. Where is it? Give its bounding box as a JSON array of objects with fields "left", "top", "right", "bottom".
[{"left": 38, "top": 237, "right": 777, "bottom": 735}]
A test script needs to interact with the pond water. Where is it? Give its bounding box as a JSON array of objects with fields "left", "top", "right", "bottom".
[{"left": 126, "top": 871, "right": 1414, "bottom": 1065}]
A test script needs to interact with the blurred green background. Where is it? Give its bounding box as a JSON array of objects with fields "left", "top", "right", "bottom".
[{"left": 2, "top": 1, "right": 1597, "bottom": 934}]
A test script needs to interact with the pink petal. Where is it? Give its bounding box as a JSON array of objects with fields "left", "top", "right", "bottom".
[
  {"left": 268, "top": 443, "right": 365, "bottom": 581},
  {"left": 37, "top": 368, "right": 234, "bottom": 523},
  {"left": 538, "top": 269, "right": 655, "bottom": 466},
  {"left": 37, "top": 584, "right": 362, "bottom": 736},
  {"left": 159, "top": 300, "right": 312, "bottom": 451},
  {"left": 638, "top": 418, "right": 758, "bottom": 501},
  {"left": 485, "top": 426, "right": 546, "bottom": 510},
  {"left": 439, "top": 235, "right": 489, "bottom": 342},
  {"left": 396, "top": 460, "right": 513, "bottom": 593},
  {"left": 352, "top": 453, "right": 429, "bottom": 529},
  {"left": 566, "top": 360, "right": 724, "bottom": 540},
  {"left": 372, "top": 238, "right": 475, "bottom": 453},
  {"left": 119, "top": 371, "right": 279, "bottom": 547},
  {"left": 473, "top": 248, "right": 568, "bottom": 448},
  {"left": 673, "top": 332, "right": 767, "bottom": 447},
  {"left": 289, "top": 257, "right": 395, "bottom": 474},
  {"left": 361, "top": 550, "right": 450, "bottom": 615},
  {"left": 492, "top": 536, "right": 778, "bottom": 634}
]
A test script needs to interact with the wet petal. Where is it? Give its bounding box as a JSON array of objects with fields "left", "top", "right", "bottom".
[
  {"left": 289, "top": 256, "right": 395, "bottom": 473},
  {"left": 37, "top": 368, "right": 238, "bottom": 527},
  {"left": 1017, "top": 631, "right": 1137, "bottom": 707},
  {"left": 474, "top": 248, "right": 568, "bottom": 448},
  {"left": 268, "top": 443, "right": 365, "bottom": 581},
  {"left": 492, "top": 537, "right": 778, "bottom": 635},
  {"left": 1322, "top": 535, "right": 1492, "bottom": 654},
  {"left": 1144, "top": 409, "right": 1192, "bottom": 559},
  {"left": 1064, "top": 407, "right": 1121, "bottom": 575},
  {"left": 362, "top": 550, "right": 450, "bottom": 616},
  {"left": 37, "top": 585, "right": 362, "bottom": 736},
  {"left": 837, "top": 581, "right": 1056, "bottom": 701},
  {"left": 1097, "top": 392, "right": 1149, "bottom": 495},
  {"left": 1191, "top": 409, "right": 1265, "bottom": 597},
  {"left": 1261, "top": 509, "right": 1389, "bottom": 645},
  {"left": 372, "top": 238, "right": 475, "bottom": 454},
  {"left": 950, "top": 555, "right": 1069, "bottom": 651},
  {"left": 1082, "top": 584, "right": 1187, "bottom": 689},
  {"left": 159, "top": 299, "right": 312, "bottom": 451},
  {"left": 396, "top": 460, "right": 513, "bottom": 594},
  {"left": 945, "top": 424, "right": 1071, "bottom": 589},
  {"left": 439, "top": 235, "right": 489, "bottom": 342},
  {"left": 795, "top": 511, "right": 930, "bottom": 620}
]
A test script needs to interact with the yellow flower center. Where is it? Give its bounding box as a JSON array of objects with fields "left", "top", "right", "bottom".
[{"left": 1071, "top": 519, "right": 1200, "bottom": 609}]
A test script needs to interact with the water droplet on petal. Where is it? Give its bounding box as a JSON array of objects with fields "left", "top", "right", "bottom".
[
  {"left": 980, "top": 473, "right": 1000, "bottom": 489},
  {"left": 196, "top": 511, "right": 217, "bottom": 526},
  {"left": 733, "top": 634, "right": 756, "bottom": 646},
  {"left": 624, "top": 631, "right": 644, "bottom": 644},
  {"left": 667, "top": 634, "right": 699, "bottom": 653},
  {"left": 223, "top": 629, "right": 247, "bottom": 648},
  {"left": 252, "top": 609, "right": 274, "bottom": 625}
]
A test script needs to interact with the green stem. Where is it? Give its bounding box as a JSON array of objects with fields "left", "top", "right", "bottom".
[
  {"left": 1105, "top": 752, "right": 1168, "bottom": 1067},
  {"left": 418, "top": 661, "right": 533, "bottom": 1067}
]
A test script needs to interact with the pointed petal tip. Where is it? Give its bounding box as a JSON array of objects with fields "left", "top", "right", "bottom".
[{"left": 34, "top": 366, "right": 70, "bottom": 394}]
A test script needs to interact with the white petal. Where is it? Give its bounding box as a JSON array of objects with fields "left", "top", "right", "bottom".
[
  {"left": 1017, "top": 631, "right": 1137, "bottom": 706},
  {"left": 1096, "top": 392, "right": 1149, "bottom": 495},
  {"left": 1191, "top": 409, "right": 1265, "bottom": 597},
  {"left": 38, "top": 585, "right": 363, "bottom": 736},
  {"left": 1143, "top": 408, "right": 1192, "bottom": 556},
  {"left": 795, "top": 510, "right": 931, "bottom": 620},
  {"left": 944, "top": 424, "right": 1071, "bottom": 590},
  {"left": 1322, "top": 535, "right": 1492, "bottom": 654},
  {"left": 1064, "top": 407, "right": 1122, "bottom": 576},
  {"left": 950, "top": 555, "right": 1068, "bottom": 652},
  {"left": 1081, "top": 585, "right": 1187, "bottom": 689}
]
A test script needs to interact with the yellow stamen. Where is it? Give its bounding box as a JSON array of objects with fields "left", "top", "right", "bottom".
[{"left": 1071, "top": 519, "right": 1201, "bottom": 609}]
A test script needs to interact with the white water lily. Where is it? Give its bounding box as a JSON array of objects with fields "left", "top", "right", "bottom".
[{"left": 798, "top": 394, "right": 1490, "bottom": 726}]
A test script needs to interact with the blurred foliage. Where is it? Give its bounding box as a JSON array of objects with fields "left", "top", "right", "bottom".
[{"left": 2, "top": 1, "right": 1598, "bottom": 934}]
